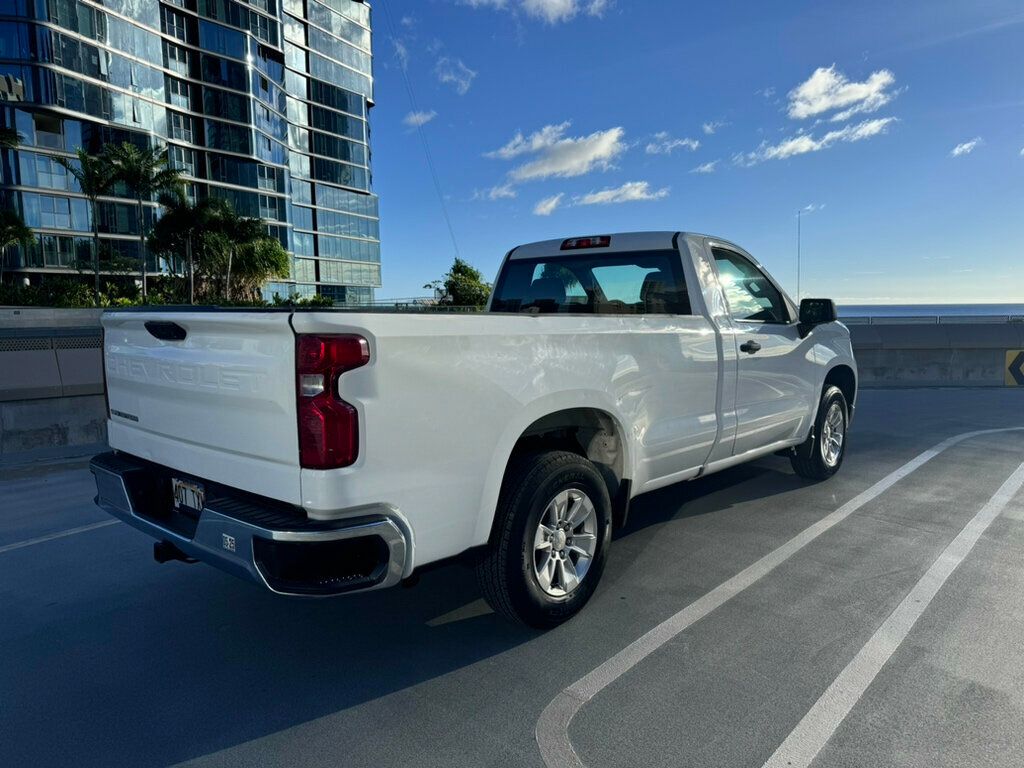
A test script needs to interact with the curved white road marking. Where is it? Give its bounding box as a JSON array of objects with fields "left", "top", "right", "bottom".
[
  {"left": 536, "top": 427, "right": 1024, "bottom": 768},
  {"left": 0, "top": 520, "right": 119, "bottom": 555},
  {"left": 763, "top": 459, "right": 1024, "bottom": 768}
]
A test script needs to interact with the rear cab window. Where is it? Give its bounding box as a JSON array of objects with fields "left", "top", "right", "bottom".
[{"left": 490, "top": 251, "right": 692, "bottom": 315}]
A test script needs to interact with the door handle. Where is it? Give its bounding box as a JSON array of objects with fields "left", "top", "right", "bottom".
[{"left": 740, "top": 340, "right": 761, "bottom": 354}]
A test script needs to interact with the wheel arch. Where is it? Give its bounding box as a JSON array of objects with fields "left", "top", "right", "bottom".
[
  {"left": 474, "top": 401, "right": 634, "bottom": 546},
  {"left": 824, "top": 363, "right": 857, "bottom": 414}
]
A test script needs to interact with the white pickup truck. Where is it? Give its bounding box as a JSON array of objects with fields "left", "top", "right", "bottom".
[{"left": 91, "top": 232, "right": 856, "bottom": 627}]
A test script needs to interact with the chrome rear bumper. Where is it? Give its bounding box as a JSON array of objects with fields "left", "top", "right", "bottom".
[{"left": 90, "top": 452, "right": 407, "bottom": 596}]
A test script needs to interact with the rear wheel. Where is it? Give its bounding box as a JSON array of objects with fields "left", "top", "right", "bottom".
[
  {"left": 477, "top": 451, "right": 611, "bottom": 628},
  {"left": 791, "top": 385, "right": 848, "bottom": 481}
]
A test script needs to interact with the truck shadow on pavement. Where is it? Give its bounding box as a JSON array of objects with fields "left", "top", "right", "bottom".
[{"left": 2, "top": 459, "right": 806, "bottom": 768}]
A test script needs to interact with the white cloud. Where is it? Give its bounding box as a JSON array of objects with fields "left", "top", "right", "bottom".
[
  {"left": 403, "top": 110, "right": 437, "bottom": 128},
  {"left": 533, "top": 193, "right": 564, "bottom": 216},
  {"left": 473, "top": 184, "right": 517, "bottom": 201},
  {"left": 800, "top": 203, "right": 825, "bottom": 214},
  {"left": 393, "top": 40, "right": 409, "bottom": 68},
  {"left": 1020, "top": 147, "right": 1024, "bottom": 157},
  {"left": 575, "top": 181, "right": 669, "bottom": 206},
  {"left": 702, "top": 120, "right": 726, "bottom": 135},
  {"left": 645, "top": 132, "right": 700, "bottom": 154},
  {"left": 737, "top": 117, "right": 897, "bottom": 164},
  {"left": 788, "top": 65, "right": 897, "bottom": 122},
  {"left": 950, "top": 137, "right": 983, "bottom": 157},
  {"left": 400, "top": 15, "right": 415, "bottom": 27},
  {"left": 690, "top": 160, "right": 718, "bottom": 174},
  {"left": 531, "top": 181, "right": 665, "bottom": 215},
  {"left": 487, "top": 123, "right": 626, "bottom": 182},
  {"left": 523, "top": 0, "right": 576, "bottom": 22},
  {"left": 486, "top": 122, "right": 572, "bottom": 160},
  {"left": 435, "top": 57, "right": 477, "bottom": 95},
  {"left": 462, "top": 0, "right": 611, "bottom": 23}
]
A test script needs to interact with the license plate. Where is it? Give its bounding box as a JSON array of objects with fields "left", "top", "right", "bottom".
[{"left": 172, "top": 478, "right": 206, "bottom": 513}]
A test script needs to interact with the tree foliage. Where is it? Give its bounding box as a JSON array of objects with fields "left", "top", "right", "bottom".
[
  {"left": 103, "top": 142, "right": 183, "bottom": 298},
  {"left": 149, "top": 193, "right": 288, "bottom": 302},
  {"left": 0, "top": 127, "right": 22, "bottom": 149},
  {"left": 425, "top": 258, "right": 492, "bottom": 307},
  {"left": 0, "top": 208, "right": 33, "bottom": 251},
  {"left": 55, "top": 148, "right": 117, "bottom": 305}
]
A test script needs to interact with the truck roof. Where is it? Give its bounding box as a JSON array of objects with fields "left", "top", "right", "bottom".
[{"left": 508, "top": 231, "right": 703, "bottom": 260}]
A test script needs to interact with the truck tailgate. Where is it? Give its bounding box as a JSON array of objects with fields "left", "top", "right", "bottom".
[{"left": 102, "top": 311, "right": 302, "bottom": 504}]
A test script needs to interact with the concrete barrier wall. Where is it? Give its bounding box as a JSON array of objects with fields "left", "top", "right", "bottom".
[
  {"left": 1, "top": 307, "right": 1022, "bottom": 459},
  {"left": 1, "top": 395, "right": 107, "bottom": 458},
  {"left": 1, "top": 308, "right": 107, "bottom": 459},
  {"left": 849, "top": 321, "right": 1024, "bottom": 388}
]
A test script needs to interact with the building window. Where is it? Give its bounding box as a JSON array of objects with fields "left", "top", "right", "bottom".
[
  {"left": 257, "top": 165, "right": 277, "bottom": 191},
  {"left": 169, "top": 146, "right": 196, "bottom": 176},
  {"left": 33, "top": 115, "right": 63, "bottom": 150},
  {"left": 259, "top": 194, "right": 278, "bottom": 220},
  {"left": 162, "top": 7, "right": 189, "bottom": 42},
  {"left": 249, "top": 13, "right": 272, "bottom": 43},
  {"left": 169, "top": 112, "right": 194, "bottom": 142},
  {"left": 166, "top": 76, "right": 190, "bottom": 108},
  {"left": 40, "top": 235, "right": 77, "bottom": 267},
  {"left": 39, "top": 195, "right": 72, "bottom": 229},
  {"left": 36, "top": 155, "right": 69, "bottom": 190},
  {"left": 165, "top": 42, "right": 189, "bottom": 75}
]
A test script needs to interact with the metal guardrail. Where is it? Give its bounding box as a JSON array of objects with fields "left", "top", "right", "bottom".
[{"left": 842, "top": 315, "right": 1024, "bottom": 325}]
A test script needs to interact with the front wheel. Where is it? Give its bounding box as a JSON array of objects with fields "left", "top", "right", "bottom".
[
  {"left": 791, "top": 385, "right": 848, "bottom": 481},
  {"left": 476, "top": 451, "right": 611, "bottom": 628}
]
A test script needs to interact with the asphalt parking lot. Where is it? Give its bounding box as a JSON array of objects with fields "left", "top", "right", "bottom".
[{"left": 2, "top": 388, "right": 1023, "bottom": 768}]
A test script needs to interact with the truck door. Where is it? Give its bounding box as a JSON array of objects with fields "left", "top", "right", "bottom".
[{"left": 709, "top": 246, "right": 817, "bottom": 456}]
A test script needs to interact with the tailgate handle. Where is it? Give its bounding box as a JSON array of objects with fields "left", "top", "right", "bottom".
[{"left": 145, "top": 321, "right": 187, "bottom": 342}]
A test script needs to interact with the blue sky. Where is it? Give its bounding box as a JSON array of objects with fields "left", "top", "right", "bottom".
[{"left": 369, "top": 0, "right": 1023, "bottom": 304}]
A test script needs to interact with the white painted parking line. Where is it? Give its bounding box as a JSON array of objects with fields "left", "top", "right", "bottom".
[
  {"left": 535, "top": 427, "right": 1024, "bottom": 768},
  {"left": 762, "top": 459, "right": 1024, "bottom": 768},
  {"left": 0, "top": 520, "right": 120, "bottom": 555}
]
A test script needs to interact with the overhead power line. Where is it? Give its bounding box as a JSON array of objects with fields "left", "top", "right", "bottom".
[{"left": 379, "top": 0, "right": 462, "bottom": 260}]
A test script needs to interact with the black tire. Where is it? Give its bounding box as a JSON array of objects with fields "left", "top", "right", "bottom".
[
  {"left": 477, "top": 450, "right": 612, "bottom": 628},
  {"left": 791, "top": 385, "right": 848, "bottom": 481}
]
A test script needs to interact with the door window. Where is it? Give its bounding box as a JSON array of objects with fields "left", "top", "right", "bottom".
[{"left": 712, "top": 249, "right": 788, "bottom": 323}]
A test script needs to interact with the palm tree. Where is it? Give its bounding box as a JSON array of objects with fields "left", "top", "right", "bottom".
[
  {"left": 0, "top": 208, "right": 34, "bottom": 285},
  {"left": 148, "top": 195, "right": 287, "bottom": 303},
  {"left": 56, "top": 149, "right": 116, "bottom": 306},
  {"left": 103, "top": 142, "right": 182, "bottom": 300},
  {"left": 150, "top": 192, "right": 230, "bottom": 303}
]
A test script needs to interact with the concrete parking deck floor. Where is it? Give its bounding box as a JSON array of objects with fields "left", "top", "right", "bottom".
[{"left": 1, "top": 389, "right": 1023, "bottom": 768}]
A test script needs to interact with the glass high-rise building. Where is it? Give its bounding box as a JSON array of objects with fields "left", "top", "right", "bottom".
[{"left": 0, "top": 0, "right": 380, "bottom": 304}]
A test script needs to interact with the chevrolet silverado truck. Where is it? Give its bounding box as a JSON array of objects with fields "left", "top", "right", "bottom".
[{"left": 91, "top": 232, "right": 857, "bottom": 627}]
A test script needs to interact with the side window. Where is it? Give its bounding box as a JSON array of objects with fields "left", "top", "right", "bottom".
[{"left": 712, "top": 249, "right": 788, "bottom": 323}]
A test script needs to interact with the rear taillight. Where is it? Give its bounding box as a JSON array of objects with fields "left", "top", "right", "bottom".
[{"left": 296, "top": 334, "right": 370, "bottom": 469}]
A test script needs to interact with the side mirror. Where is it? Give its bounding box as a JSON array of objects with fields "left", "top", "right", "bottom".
[{"left": 798, "top": 298, "right": 838, "bottom": 337}]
